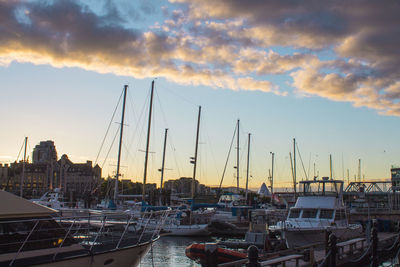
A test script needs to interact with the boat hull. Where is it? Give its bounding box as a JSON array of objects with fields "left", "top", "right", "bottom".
[
  {"left": 163, "top": 224, "right": 210, "bottom": 236},
  {"left": 4, "top": 238, "right": 157, "bottom": 267},
  {"left": 137, "top": 220, "right": 210, "bottom": 236},
  {"left": 283, "top": 224, "right": 363, "bottom": 248}
]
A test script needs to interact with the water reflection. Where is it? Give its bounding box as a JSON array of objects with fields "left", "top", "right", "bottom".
[{"left": 140, "top": 236, "right": 213, "bottom": 267}]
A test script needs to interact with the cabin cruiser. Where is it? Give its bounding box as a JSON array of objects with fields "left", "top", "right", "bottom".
[
  {"left": 271, "top": 178, "right": 362, "bottom": 248},
  {"left": 30, "top": 188, "right": 66, "bottom": 210},
  {"left": 0, "top": 190, "right": 163, "bottom": 266}
]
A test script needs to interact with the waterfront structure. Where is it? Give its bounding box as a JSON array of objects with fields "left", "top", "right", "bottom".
[
  {"left": 163, "top": 177, "right": 212, "bottom": 197},
  {"left": 0, "top": 141, "right": 101, "bottom": 201},
  {"left": 391, "top": 166, "right": 400, "bottom": 191},
  {"left": 32, "top": 140, "right": 57, "bottom": 164}
]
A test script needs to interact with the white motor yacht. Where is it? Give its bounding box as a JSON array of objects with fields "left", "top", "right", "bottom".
[
  {"left": 0, "top": 190, "right": 164, "bottom": 267},
  {"left": 272, "top": 178, "right": 362, "bottom": 248}
]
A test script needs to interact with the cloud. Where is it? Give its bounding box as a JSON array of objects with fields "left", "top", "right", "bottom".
[
  {"left": 0, "top": 0, "right": 285, "bottom": 95},
  {"left": 170, "top": 0, "right": 400, "bottom": 115},
  {"left": 1, "top": 0, "right": 400, "bottom": 115}
]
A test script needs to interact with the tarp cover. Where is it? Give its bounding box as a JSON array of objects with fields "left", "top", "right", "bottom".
[{"left": 0, "top": 190, "right": 56, "bottom": 218}]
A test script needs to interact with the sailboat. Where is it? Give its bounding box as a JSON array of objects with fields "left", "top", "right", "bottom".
[{"left": 0, "top": 179, "right": 162, "bottom": 267}]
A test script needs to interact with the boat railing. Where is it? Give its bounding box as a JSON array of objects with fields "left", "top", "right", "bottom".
[{"left": 2, "top": 209, "right": 171, "bottom": 265}]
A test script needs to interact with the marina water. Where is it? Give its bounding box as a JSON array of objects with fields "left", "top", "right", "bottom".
[{"left": 140, "top": 236, "right": 213, "bottom": 267}]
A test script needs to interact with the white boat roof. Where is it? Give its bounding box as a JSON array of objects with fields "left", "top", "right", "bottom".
[
  {"left": 294, "top": 196, "right": 338, "bottom": 209},
  {"left": 0, "top": 190, "right": 57, "bottom": 218}
]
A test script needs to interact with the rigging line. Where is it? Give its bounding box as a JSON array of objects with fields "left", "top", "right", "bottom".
[
  {"left": 124, "top": 88, "right": 142, "bottom": 162},
  {"left": 204, "top": 121, "right": 221, "bottom": 181},
  {"left": 124, "top": 85, "right": 151, "bottom": 178},
  {"left": 154, "top": 87, "right": 170, "bottom": 129},
  {"left": 154, "top": 88, "right": 182, "bottom": 178},
  {"left": 161, "top": 85, "right": 198, "bottom": 107},
  {"left": 129, "top": 88, "right": 150, "bottom": 165},
  {"left": 167, "top": 130, "right": 182, "bottom": 178},
  {"left": 101, "top": 125, "right": 121, "bottom": 170},
  {"left": 219, "top": 122, "right": 238, "bottom": 190},
  {"left": 16, "top": 139, "right": 25, "bottom": 162},
  {"left": 296, "top": 142, "right": 309, "bottom": 181},
  {"left": 95, "top": 89, "right": 123, "bottom": 165}
]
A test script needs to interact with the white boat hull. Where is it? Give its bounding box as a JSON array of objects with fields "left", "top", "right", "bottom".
[
  {"left": 138, "top": 221, "right": 209, "bottom": 236},
  {"left": 283, "top": 224, "right": 363, "bottom": 248},
  {"left": 6, "top": 239, "right": 155, "bottom": 267},
  {"left": 163, "top": 224, "right": 209, "bottom": 236}
]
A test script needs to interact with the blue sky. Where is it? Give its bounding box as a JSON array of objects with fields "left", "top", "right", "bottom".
[{"left": 1, "top": 0, "right": 400, "bottom": 189}]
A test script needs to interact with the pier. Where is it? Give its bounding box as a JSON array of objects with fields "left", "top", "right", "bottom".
[{"left": 200, "top": 224, "right": 400, "bottom": 267}]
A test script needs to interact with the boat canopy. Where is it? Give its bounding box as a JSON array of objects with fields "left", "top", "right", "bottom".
[
  {"left": 294, "top": 196, "right": 338, "bottom": 209},
  {"left": 299, "top": 179, "right": 343, "bottom": 197},
  {"left": 0, "top": 190, "right": 56, "bottom": 218}
]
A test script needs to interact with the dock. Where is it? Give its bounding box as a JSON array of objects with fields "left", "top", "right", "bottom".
[{"left": 203, "top": 229, "right": 399, "bottom": 266}]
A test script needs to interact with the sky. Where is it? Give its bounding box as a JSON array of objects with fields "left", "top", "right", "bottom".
[{"left": 1, "top": 0, "right": 400, "bottom": 190}]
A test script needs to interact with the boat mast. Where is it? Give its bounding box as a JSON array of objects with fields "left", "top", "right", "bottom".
[
  {"left": 159, "top": 128, "right": 168, "bottom": 205},
  {"left": 20, "top": 136, "right": 28, "bottom": 197},
  {"left": 290, "top": 152, "right": 297, "bottom": 196},
  {"left": 330, "top": 154, "right": 333, "bottom": 180},
  {"left": 114, "top": 85, "right": 128, "bottom": 202},
  {"left": 245, "top": 133, "right": 251, "bottom": 202},
  {"left": 293, "top": 138, "right": 296, "bottom": 190},
  {"left": 270, "top": 152, "right": 274, "bottom": 194},
  {"left": 191, "top": 106, "right": 201, "bottom": 200},
  {"left": 236, "top": 119, "right": 240, "bottom": 194},
  {"left": 143, "top": 81, "right": 155, "bottom": 202}
]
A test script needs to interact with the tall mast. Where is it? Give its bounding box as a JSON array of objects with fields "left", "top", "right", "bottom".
[
  {"left": 270, "top": 152, "right": 275, "bottom": 194},
  {"left": 293, "top": 138, "right": 296, "bottom": 188},
  {"left": 330, "top": 154, "right": 333, "bottom": 180},
  {"left": 20, "top": 137, "right": 28, "bottom": 197},
  {"left": 114, "top": 85, "right": 128, "bottom": 202},
  {"left": 143, "top": 81, "right": 155, "bottom": 202},
  {"left": 358, "top": 159, "right": 361, "bottom": 183},
  {"left": 191, "top": 106, "right": 201, "bottom": 200},
  {"left": 159, "top": 128, "right": 168, "bottom": 205},
  {"left": 245, "top": 133, "right": 251, "bottom": 202},
  {"left": 290, "top": 152, "right": 297, "bottom": 196},
  {"left": 236, "top": 119, "right": 240, "bottom": 194}
]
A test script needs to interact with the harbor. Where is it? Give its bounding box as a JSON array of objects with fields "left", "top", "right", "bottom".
[{"left": 2, "top": 1, "right": 400, "bottom": 266}]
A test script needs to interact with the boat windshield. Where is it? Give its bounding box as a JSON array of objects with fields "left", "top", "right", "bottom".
[
  {"left": 288, "top": 209, "right": 301, "bottom": 218},
  {"left": 301, "top": 209, "right": 317, "bottom": 219},
  {"left": 0, "top": 217, "right": 75, "bottom": 254},
  {"left": 300, "top": 179, "right": 343, "bottom": 197}
]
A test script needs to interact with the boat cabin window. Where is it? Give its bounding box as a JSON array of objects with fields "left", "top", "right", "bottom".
[
  {"left": 0, "top": 217, "right": 75, "bottom": 254},
  {"left": 319, "top": 209, "right": 334, "bottom": 219},
  {"left": 301, "top": 209, "right": 318, "bottom": 218},
  {"left": 289, "top": 209, "right": 301, "bottom": 218}
]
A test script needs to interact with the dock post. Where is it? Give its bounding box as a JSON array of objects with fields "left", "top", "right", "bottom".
[
  {"left": 247, "top": 245, "right": 260, "bottom": 267},
  {"left": 328, "top": 233, "right": 337, "bottom": 267},
  {"left": 309, "top": 246, "right": 315, "bottom": 266},
  {"left": 204, "top": 243, "right": 218, "bottom": 267},
  {"left": 371, "top": 222, "right": 378, "bottom": 267},
  {"left": 325, "top": 229, "right": 331, "bottom": 254}
]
